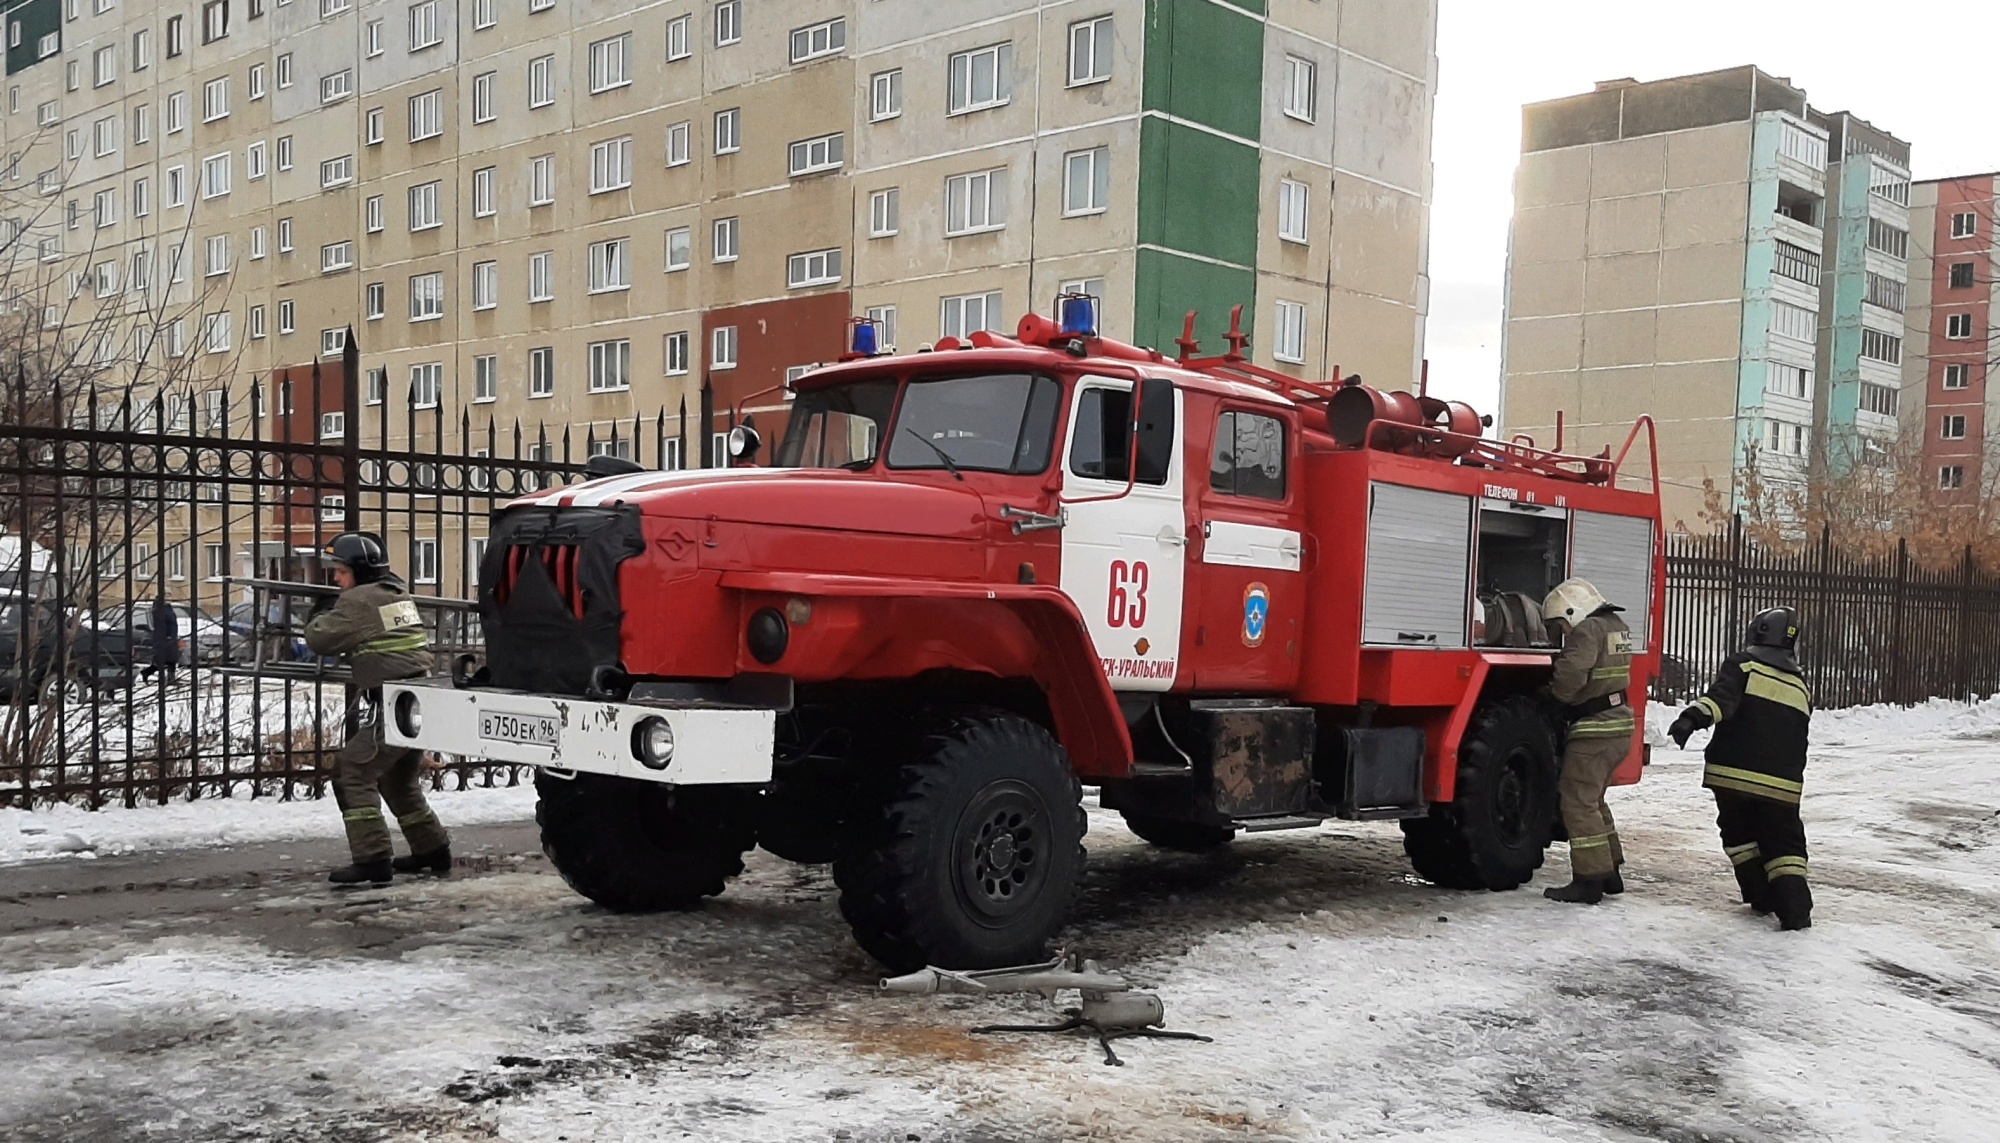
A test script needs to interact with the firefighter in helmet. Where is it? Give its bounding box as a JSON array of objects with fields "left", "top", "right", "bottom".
[
  {"left": 1541, "top": 577, "right": 1637, "bottom": 904},
  {"left": 1668, "top": 607, "right": 1814, "bottom": 930},
  {"left": 304, "top": 533, "right": 452, "bottom": 886}
]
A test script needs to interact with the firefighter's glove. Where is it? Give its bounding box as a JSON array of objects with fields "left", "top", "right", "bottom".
[{"left": 1667, "top": 710, "right": 1703, "bottom": 749}]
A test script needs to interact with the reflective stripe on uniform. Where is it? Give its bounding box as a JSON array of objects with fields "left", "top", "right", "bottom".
[
  {"left": 1764, "top": 855, "right": 1808, "bottom": 880},
  {"left": 1696, "top": 696, "right": 1724, "bottom": 723},
  {"left": 397, "top": 809, "right": 438, "bottom": 829},
  {"left": 361, "top": 631, "right": 429, "bottom": 655},
  {"left": 1570, "top": 832, "right": 1614, "bottom": 849},
  {"left": 1569, "top": 716, "right": 1636, "bottom": 738},
  {"left": 1741, "top": 661, "right": 1812, "bottom": 714},
  {"left": 1704, "top": 764, "right": 1803, "bottom": 804},
  {"left": 1589, "top": 666, "right": 1631, "bottom": 682},
  {"left": 1724, "top": 841, "right": 1763, "bottom": 866},
  {"left": 343, "top": 807, "right": 385, "bottom": 824}
]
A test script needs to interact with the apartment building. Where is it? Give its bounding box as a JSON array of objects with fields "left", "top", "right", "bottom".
[
  {"left": 1905, "top": 173, "right": 1997, "bottom": 503},
  {"left": 2, "top": 0, "right": 1437, "bottom": 596},
  {"left": 1498, "top": 67, "right": 1913, "bottom": 527}
]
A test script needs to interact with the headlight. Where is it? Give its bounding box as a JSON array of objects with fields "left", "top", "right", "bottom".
[
  {"left": 633, "top": 716, "right": 675, "bottom": 770},
  {"left": 393, "top": 690, "right": 423, "bottom": 738}
]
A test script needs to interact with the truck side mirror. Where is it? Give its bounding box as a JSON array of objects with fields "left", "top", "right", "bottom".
[{"left": 1134, "top": 377, "right": 1174, "bottom": 485}]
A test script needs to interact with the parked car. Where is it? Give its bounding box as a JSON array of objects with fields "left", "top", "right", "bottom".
[
  {"left": 225, "top": 597, "right": 318, "bottom": 663},
  {"left": 0, "top": 595, "right": 136, "bottom": 700},
  {"left": 96, "top": 602, "right": 239, "bottom": 665}
]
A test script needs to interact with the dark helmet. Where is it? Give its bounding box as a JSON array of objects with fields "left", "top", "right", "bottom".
[
  {"left": 1746, "top": 606, "right": 1800, "bottom": 651},
  {"left": 324, "top": 532, "right": 392, "bottom": 583}
]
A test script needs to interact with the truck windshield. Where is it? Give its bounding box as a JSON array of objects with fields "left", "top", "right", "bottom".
[{"left": 776, "top": 373, "right": 1063, "bottom": 475}]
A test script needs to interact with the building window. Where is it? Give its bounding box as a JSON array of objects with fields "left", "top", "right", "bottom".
[
  {"left": 411, "top": 362, "right": 442, "bottom": 408},
  {"left": 865, "top": 305, "right": 898, "bottom": 350},
  {"left": 713, "top": 216, "right": 739, "bottom": 262},
  {"left": 1860, "top": 327, "right": 1902, "bottom": 364},
  {"left": 1068, "top": 15, "right": 1112, "bottom": 85},
  {"left": 470, "top": 72, "right": 494, "bottom": 122},
  {"left": 529, "top": 251, "right": 554, "bottom": 301},
  {"left": 711, "top": 325, "right": 738, "bottom": 369},
  {"left": 1942, "top": 414, "right": 1968, "bottom": 440},
  {"left": 92, "top": 115, "right": 117, "bottom": 157},
  {"left": 246, "top": 141, "right": 266, "bottom": 179},
  {"left": 1273, "top": 300, "right": 1306, "bottom": 363},
  {"left": 473, "top": 0, "right": 495, "bottom": 30},
  {"left": 869, "top": 188, "right": 899, "bottom": 237},
  {"left": 248, "top": 225, "right": 265, "bottom": 259},
  {"left": 408, "top": 0, "right": 442, "bottom": 48},
  {"left": 714, "top": 0, "right": 739, "bottom": 46},
  {"left": 1864, "top": 272, "right": 1905, "bottom": 314},
  {"left": 474, "top": 355, "right": 497, "bottom": 401},
  {"left": 590, "top": 136, "right": 634, "bottom": 192},
  {"left": 665, "top": 227, "right": 691, "bottom": 271},
  {"left": 941, "top": 292, "right": 1003, "bottom": 338},
  {"left": 664, "top": 331, "right": 690, "bottom": 375},
  {"left": 92, "top": 43, "right": 114, "bottom": 86},
  {"left": 1944, "top": 364, "right": 1971, "bottom": 390},
  {"left": 134, "top": 178, "right": 151, "bottom": 217},
  {"left": 320, "top": 154, "right": 354, "bottom": 188},
  {"left": 409, "top": 90, "right": 443, "bottom": 140},
  {"left": 365, "top": 17, "right": 382, "bottom": 55},
  {"left": 1867, "top": 218, "right": 1907, "bottom": 260},
  {"left": 166, "top": 91, "right": 187, "bottom": 133},
  {"left": 133, "top": 104, "right": 151, "bottom": 143},
  {"left": 277, "top": 138, "right": 295, "bottom": 172},
  {"left": 1950, "top": 212, "right": 1976, "bottom": 240},
  {"left": 249, "top": 304, "right": 265, "bottom": 338},
  {"left": 589, "top": 339, "right": 631, "bottom": 392},
  {"left": 789, "top": 16, "right": 844, "bottom": 63},
  {"left": 588, "top": 238, "right": 631, "bottom": 292},
  {"left": 202, "top": 0, "right": 228, "bottom": 43},
  {"left": 1941, "top": 465, "right": 1965, "bottom": 491},
  {"left": 714, "top": 108, "right": 740, "bottom": 154},
  {"left": 319, "top": 410, "right": 345, "bottom": 443},
  {"left": 1950, "top": 262, "right": 1976, "bottom": 290},
  {"left": 459, "top": 169, "right": 490, "bottom": 220},
  {"left": 320, "top": 241, "right": 353, "bottom": 273},
  {"left": 276, "top": 218, "right": 293, "bottom": 252},
  {"left": 366, "top": 108, "right": 384, "bottom": 144},
  {"left": 787, "top": 248, "right": 842, "bottom": 289},
  {"left": 91, "top": 189, "right": 118, "bottom": 228},
  {"left": 133, "top": 27, "right": 151, "bottom": 69},
  {"left": 366, "top": 194, "right": 384, "bottom": 233},
  {"left": 948, "top": 43, "right": 1011, "bottom": 115},
  {"left": 279, "top": 300, "right": 295, "bottom": 333},
  {"left": 1946, "top": 313, "right": 1974, "bottom": 341},
  {"left": 203, "top": 76, "right": 229, "bottom": 122},
  {"left": 667, "top": 121, "right": 691, "bottom": 167},
  {"left": 528, "top": 0, "right": 552, "bottom": 11},
  {"left": 364, "top": 368, "right": 385, "bottom": 405},
  {"left": 667, "top": 14, "right": 690, "bottom": 60},
  {"left": 320, "top": 69, "right": 352, "bottom": 104},
  {"left": 946, "top": 168, "right": 1006, "bottom": 235},
  {"left": 590, "top": 32, "right": 631, "bottom": 92},
  {"left": 1283, "top": 55, "right": 1316, "bottom": 122},
  {"left": 1774, "top": 240, "right": 1820, "bottom": 286},
  {"left": 1772, "top": 301, "right": 1817, "bottom": 344},
  {"left": 871, "top": 69, "right": 902, "bottom": 121},
  {"left": 530, "top": 155, "right": 555, "bottom": 205},
  {"left": 472, "top": 260, "right": 497, "bottom": 309},
  {"left": 529, "top": 54, "right": 555, "bottom": 107},
  {"left": 366, "top": 282, "right": 384, "bottom": 319},
  {"left": 529, "top": 346, "right": 555, "bottom": 396},
  {"left": 409, "top": 181, "right": 442, "bottom": 230},
  {"left": 1766, "top": 361, "right": 1812, "bottom": 400},
  {"left": 1064, "top": 148, "right": 1109, "bottom": 216},
  {"left": 276, "top": 52, "right": 292, "bottom": 87},
  {"left": 788, "top": 132, "right": 844, "bottom": 177},
  {"left": 409, "top": 271, "right": 444, "bottom": 321},
  {"left": 320, "top": 328, "right": 345, "bottom": 357},
  {"left": 201, "top": 153, "right": 231, "bottom": 198}
]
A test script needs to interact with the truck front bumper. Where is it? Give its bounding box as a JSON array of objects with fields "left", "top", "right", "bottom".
[{"left": 381, "top": 678, "right": 775, "bottom": 786}]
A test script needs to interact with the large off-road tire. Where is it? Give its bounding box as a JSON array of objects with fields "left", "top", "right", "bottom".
[
  {"left": 1400, "top": 695, "right": 1559, "bottom": 891},
  {"left": 536, "top": 771, "right": 755, "bottom": 912},
  {"left": 833, "top": 710, "right": 1086, "bottom": 972},
  {"left": 1119, "top": 812, "right": 1236, "bottom": 852}
]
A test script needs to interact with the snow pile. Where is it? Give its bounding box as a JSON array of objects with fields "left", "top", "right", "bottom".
[
  {"left": 0, "top": 781, "right": 538, "bottom": 864},
  {"left": 1814, "top": 693, "right": 2000, "bottom": 746}
]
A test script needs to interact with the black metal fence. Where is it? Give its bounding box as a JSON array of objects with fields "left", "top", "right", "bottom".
[
  {"left": 0, "top": 338, "right": 692, "bottom": 809},
  {"left": 1659, "top": 516, "right": 2000, "bottom": 709}
]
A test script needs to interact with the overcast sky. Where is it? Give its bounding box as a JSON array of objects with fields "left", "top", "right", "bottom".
[{"left": 1423, "top": 0, "right": 2000, "bottom": 413}]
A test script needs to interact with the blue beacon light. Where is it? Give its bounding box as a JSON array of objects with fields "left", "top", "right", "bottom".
[
  {"left": 851, "top": 319, "right": 879, "bottom": 356},
  {"left": 1058, "top": 294, "right": 1097, "bottom": 338}
]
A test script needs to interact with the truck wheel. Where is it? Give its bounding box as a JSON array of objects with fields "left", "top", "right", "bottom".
[
  {"left": 1119, "top": 812, "right": 1236, "bottom": 852},
  {"left": 833, "top": 710, "right": 1085, "bottom": 972},
  {"left": 535, "top": 771, "right": 755, "bottom": 912},
  {"left": 1400, "top": 695, "right": 1558, "bottom": 891}
]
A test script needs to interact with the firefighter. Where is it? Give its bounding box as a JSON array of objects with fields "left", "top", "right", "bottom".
[
  {"left": 304, "top": 533, "right": 452, "bottom": 886},
  {"left": 1667, "top": 607, "right": 1813, "bottom": 930},
  {"left": 1540, "top": 578, "right": 1636, "bottom": 905}
]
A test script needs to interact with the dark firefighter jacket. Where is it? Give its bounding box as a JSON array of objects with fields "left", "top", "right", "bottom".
[
  {"left": 303, "top": 580, "right": 431, "bottom": 691},
  {"left": 1687, "top": 647, "right": 1812, "bottom": 804},
  {"left": 1549, "top": 609, "right": 1635, "bottom": 739}
]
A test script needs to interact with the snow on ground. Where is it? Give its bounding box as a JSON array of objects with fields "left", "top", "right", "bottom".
[{"left": 2, "top": 698, "right": 1998, "bottom": 1141}]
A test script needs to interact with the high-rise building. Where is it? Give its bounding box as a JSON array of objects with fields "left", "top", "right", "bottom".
[
  {"left": 1, "top": 0, "right": 1438, "bottom": 475},
  {"left": 1499, "top": 67, "right": 1912, "bottom": 527},
  {"left": 1904, "top": 173, "right": 1997, "bottom": 503}
]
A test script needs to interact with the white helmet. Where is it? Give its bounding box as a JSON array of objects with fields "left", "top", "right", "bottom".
[{"left": 1542, "top": 578, "right": 1617, "bottom": 625}]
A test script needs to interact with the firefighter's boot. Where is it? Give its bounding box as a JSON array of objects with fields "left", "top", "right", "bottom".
[
  {"left": 1765, "top": 871, "right": 1812, "bottom": 931},
  {"left": 392, "top": 845, "right": 452, "bottom": 875},
  {"left": 328, "top": 860, "right": 393, "bottom": 887},
  {"left": 1543, "top": 877, "right": 1605, "bottom": 905},
  {"left": 1601, "top": 870, "right": 1625, "bottom": 896}
]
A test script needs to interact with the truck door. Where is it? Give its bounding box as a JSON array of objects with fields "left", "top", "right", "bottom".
[
  {"left": 1189, "top": 406, "right": 1303, "bottom": 690},
  {"left": 1060, "top": 377, "right": 1185, "bottom": 691}
]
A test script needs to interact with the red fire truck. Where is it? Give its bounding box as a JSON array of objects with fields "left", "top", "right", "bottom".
[{"left": 385, "top": 299, "right": 1664, "bottom": 972}]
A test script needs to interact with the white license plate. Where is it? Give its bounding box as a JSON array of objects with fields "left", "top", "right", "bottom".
[{"left": 479, "top": 710, "right": 561, "bottom": 749}]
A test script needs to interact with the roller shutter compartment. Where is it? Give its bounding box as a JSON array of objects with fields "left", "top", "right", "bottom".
[
  {"left": 1362, "top": 483, "right": 1473, "bottom": 648},
  {"left": 1569, "top": 510, "right": 1655, "bottom": 651}
]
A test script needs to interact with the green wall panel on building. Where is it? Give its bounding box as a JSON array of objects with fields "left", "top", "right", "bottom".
[
  {"left": 1136, "top": 116, "right": 1261, "bottom": 269},
  {"left": 1132, "top": 247, "right": 1256, "bottom": 358},
  {"left": 5, "top": 0, "right": 60, "bottom": 78},
  {"left": 1141, "top": 0, "right": 1265, "bottom": 141}
]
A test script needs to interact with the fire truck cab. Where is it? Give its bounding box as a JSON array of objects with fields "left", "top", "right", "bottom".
[{"left": 386, "top": 300, "right": 1664, "bottom": 972}]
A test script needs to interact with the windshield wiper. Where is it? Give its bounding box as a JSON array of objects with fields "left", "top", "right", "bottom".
[{"left": 901, "top": 428, "right": 964, "bottom": 480}]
